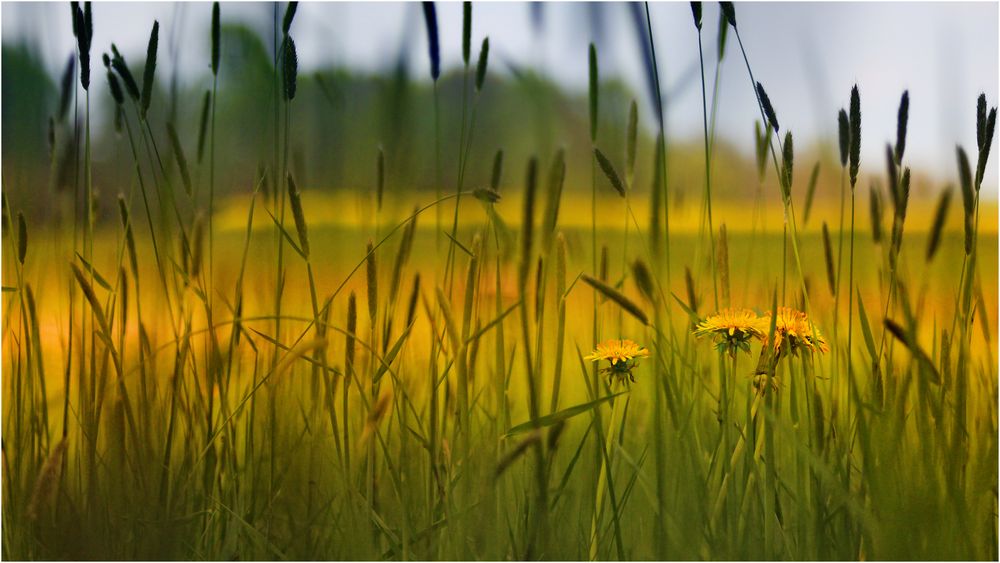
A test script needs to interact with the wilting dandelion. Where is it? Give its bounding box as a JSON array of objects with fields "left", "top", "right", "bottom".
[
  {"left": 693, "top": 307, "right": 766, "bottom": 357},
  {"left": 764, "top": 307, "right": 829, "bottom": 357},
  {"left": 585, "top": 339, "right": 650, "bottom": 385}
]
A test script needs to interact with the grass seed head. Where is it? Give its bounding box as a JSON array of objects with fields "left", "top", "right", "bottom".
[
  {"left": 110, "top": 46, "right": 140, "bottom": 101},
  {"left": 754, "top": 120, "right": 771, "bottom": 181},
  {"left": 17, "top": 212, "right": 26, "bottom": 265},
  {"left": 475, "top": 37, "right": 490, "bottom": 91},
  {"left": 346, "top": 291, "right": 357, "bottom": 371},
  {"left": 956, "top": 146, "right": 975, "bottom": 254},
  {"left": 288, "top": 174, "right": 309, "bottom": 258},
  {"left": 283, "top": 36, "right": 298, "bottom": 100},
  {"left": 781, "top": 130, "right": 794, "bottom": 200},
  {"left": 926, "top": 187, "right": 951, "bottom": 263},
  {"left": 589, "top": 43, "right": 599, "bottom": 142},
  {"left": 837, "top": 108, "right": 849, "bottom": 168},
  {"left": 594, "top": 147, "right": 626, "bottom": 197},
  {"left": 757, "top": 81, "right": 779, "bottom": 133},
  {"left": 849, "top": 84, "right": 861, "bottom": 187},
  {"left": 406, "top": 274, "right": 420, "bottom": 327},
  {"left": 422, "top": 2, "right": 440, "bottom": 81},
  {"left": 58, "top": 55, "right": 75, "bottom": 121},
  {"left": 869, "top": 183, "right": 883, "bottom": 244},
  {"left": 720, "top": 1, "right": 737, "bottom": 27},
  {"left": 197, "top": 90, "right": 211, "bottom": 163},
  {"left": 685, "top": 266, "right": 698, "bottom": 315},
  {"left": 895, "top": 90, "right": 909, "bottom": 164},
  {"left": 140, "top": 20, "right": 159, "bottom": 119},
  {"left": 366, "top": 240, "right": 378, "bottom": 322},
  {"left": 490, "top": 149, "right": 504, "bottom": 191},
  {"left": 803, "top": 162, "right": 820, "bottom": 225},
  {"left": 106, "top": 70, "right": 125, "bottom": 106},
  {"left": 886, "top": 143, "right": 899, "bottom": 209},
  {"left": 474, "top": 187, "right": 501, "bottom": 204},
  {"left": 691, "top": 2, "right": 703, "bottom": 30},
  {"left": 542, "top": 148, "right": 566, "bottom": 250},
  {"left": 118, "top": 196, "right": 138, "bottom": 276},
  {"left": 389, "top": 208, "right": 418, "bottom": 300},
  {"left": 977, "top": 93, "right": 987, "bottom": 151},
  {"left": 822, "top": 222, "right": 835, "bottom": 296},
  {"left": 212, "top": 2, "right": 221, "bottom": 75},
  {"left": 582, "top": 274, "right": 649, "bottom": 326},
  {"left": 166, "top": 122, "right": 192, "bottom": 197},
  {"left": 462, "top": 1, "right": 472, "bottom": 65},
  {"left": 631, "top": 259, "right": 656, "bottom": 304},
  {"left": 976, "top": 105, "right": 996, "bottom": 189}
]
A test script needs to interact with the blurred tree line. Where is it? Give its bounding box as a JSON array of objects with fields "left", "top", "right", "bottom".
[{"left": 3, "top": 22, "right": 764, "bottom": 224}]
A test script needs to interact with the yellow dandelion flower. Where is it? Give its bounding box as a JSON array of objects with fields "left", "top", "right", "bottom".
[
  {"left": 693, "top": 308, "right": 767, "bottom": 356},
  {"left": 763, "top": 307, "right": 829, "bottom": 356},
  {"left": 585, "top": 339, "right": 650, "bottom": 384}
]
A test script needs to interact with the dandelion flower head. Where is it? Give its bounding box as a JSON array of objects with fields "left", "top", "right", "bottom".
[
  {"left": 585, "top": 339, "right": 650, "bottom": 384},
  {"left": 693, "top": 308, "right": 767, "bottom": 356},
  {"left": 764, "top": 307, "right": 829, "bottom": 356}
]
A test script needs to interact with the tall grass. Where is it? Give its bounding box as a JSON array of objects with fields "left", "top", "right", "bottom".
[{"left": 1, "top": 4, "right": 997, "bottom": 562}]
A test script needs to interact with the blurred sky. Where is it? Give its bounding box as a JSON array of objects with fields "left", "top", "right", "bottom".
[{"left": 3, "top": 1, "right": 998, "bottom": 192}]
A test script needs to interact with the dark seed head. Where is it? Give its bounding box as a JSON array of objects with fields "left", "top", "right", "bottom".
[
  {"left": 58, "top": 55, "right": 75, "bottom": 121},
  {"left": 849, "top": 85, "right": 861, "bottom": 187},
  {"left": 283, "top": 36, "right": 298, "bottom": 100},
  {"left": 976, "top": 106, "right": 996, "bottom": 190},
  {"left": 631, "top": 259, "right": 656, "bottom": 304},
  {"left": 957, "top": 145, "right": 974, "bottom": 215},
  {"left": 720, "top": 1, "right": 736, "bottom": 27},
  {"left": 869, "top": 184, "right": 883, "bottom": 244},
  {"left": 288, "top": 174, "right": 309, "bottom": 258},
  {"left": 422, "top": 2, "right": 440, "bottom": 81},
  {"left": 588, "top": 43, "right": 599, "bottom": 143},
  {"left": 140, "top": 20, "right": 159, "bottom": 119},
  {"left": 475, "top": 37, "right": 490, "bottom": 91},
  {"left": 691, "top": 2, "right": 703, "bottom": 30},
  {"left": 594, "top": 148, "right": 626, "bottom": 198},
  {"left": 473, "top": 187, "right": 501, "bottom": 204},
  {"left": 894, "top": 90, "right": 908, "bottom": 164},
  {"left": 837, "top": 109, "right": 849, "bottom": 168},
  {"left": 462, "top": 1, "right": 472, "bottom": 65},
  {"left": 885, "top": 144, "right": 899, "bottom": 209},
  {"left": 110, "top": 46, "right": 140, "bottom": 101},
  {"left": 781, "top": 131, "right": 794, "bottom": 200},
  {"left": 16, "top": 212, "right": 27, "bottom": 264},
  {"left": 977, "top": 93, "right": 987, "bottom": 151},
  {"left": 756, "top": 81, "right": 778, "bottom": 133},
  {"left": 490, "top": 150, "right": 504, "bottom": 191},
  {"left": 212, "top": 2, "right": 221, "bottom": 76},
  {"left": 106, "top": 71, "right": 124, "bottom": 106},
  {"left": 926, "top": 187, "right": 951, "bottom": 263}
]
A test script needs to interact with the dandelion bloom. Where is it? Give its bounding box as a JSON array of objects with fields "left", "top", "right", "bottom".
[
  {"left": 763, "top": 307, "right": 829, "bottom": 356},
  {"left": 693, "top": 308, "right": 767, "bottom": 356},
  {"left": 585, "top": 339, "right": 650, "bottom": 384}
]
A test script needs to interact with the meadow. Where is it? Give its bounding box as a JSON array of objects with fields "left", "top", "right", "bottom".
[{"left": 2, "top": 2, "right": 998, "bottom": 560}]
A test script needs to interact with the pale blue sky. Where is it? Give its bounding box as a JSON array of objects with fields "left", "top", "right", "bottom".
[{"left": 3, "top": 1, "right": 998, "bottom": 192}]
